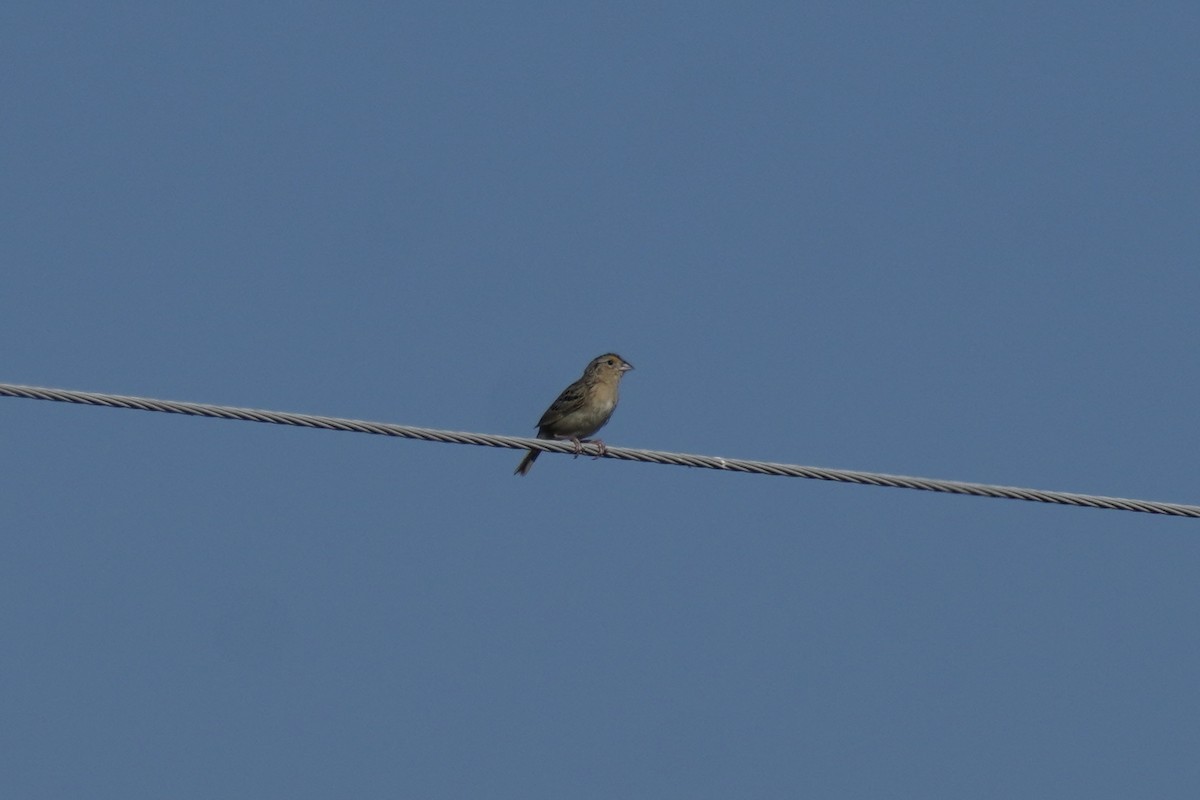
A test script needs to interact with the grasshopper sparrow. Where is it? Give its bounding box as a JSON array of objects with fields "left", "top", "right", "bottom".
[{"left": 514, "top": 353, "right": 634, "bottom": 476}]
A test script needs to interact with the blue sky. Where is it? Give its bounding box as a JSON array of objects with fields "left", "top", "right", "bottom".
[{"left": 3, "top": 2, "right": 1199, "bottom": 797}]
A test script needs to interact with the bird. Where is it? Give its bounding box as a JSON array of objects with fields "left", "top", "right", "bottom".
[{"left": 514, "top": 353, "right": 634, "bottom": 476}]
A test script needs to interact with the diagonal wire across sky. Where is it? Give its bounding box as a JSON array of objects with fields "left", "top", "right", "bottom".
[{"left": 2, "top": 382, "right": 1197, "bottom": 519}]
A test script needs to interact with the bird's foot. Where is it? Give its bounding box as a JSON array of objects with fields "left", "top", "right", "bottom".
[{"left": 568, "top": 438, "right": 608, "bottom": 459}]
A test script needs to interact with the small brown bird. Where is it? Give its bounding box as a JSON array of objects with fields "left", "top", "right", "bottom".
[{"left": 514, "top": 353, "right": 634, "bottom": 476}]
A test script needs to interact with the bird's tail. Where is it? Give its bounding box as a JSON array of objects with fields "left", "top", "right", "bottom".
[{"left": 514, "top": 449, "right": 540, "bottom": 476}]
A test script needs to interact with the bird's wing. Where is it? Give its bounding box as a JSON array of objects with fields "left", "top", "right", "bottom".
[{"left": 536, "top": 378, "right": 589, "bottom": 429}]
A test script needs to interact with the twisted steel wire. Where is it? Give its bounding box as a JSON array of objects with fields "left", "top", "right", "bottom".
[{"left": 2, "top": 381, "right": 1197, "bottom": 518}]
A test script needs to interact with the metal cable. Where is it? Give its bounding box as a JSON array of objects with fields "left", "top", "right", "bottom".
[{"left": 2, "top": 381, "right": 1197, "bottom": 518}]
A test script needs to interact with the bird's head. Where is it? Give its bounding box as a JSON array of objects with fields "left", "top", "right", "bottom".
[{"left": 587, "top": 353, "right": 634, "bottom": 379}]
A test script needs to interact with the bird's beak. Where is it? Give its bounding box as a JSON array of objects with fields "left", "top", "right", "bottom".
[{"left": 621, "top": 362, "right": 634, "bottom": 372}]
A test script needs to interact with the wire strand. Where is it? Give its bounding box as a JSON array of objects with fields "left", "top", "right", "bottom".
[{"left": 2, "top": 381, "right": 1196, "bottom": 518}]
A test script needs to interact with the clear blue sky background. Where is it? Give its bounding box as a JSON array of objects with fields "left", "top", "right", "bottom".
[{"left": 4, "top": 3, "right": 1199, "bottom": 797}]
